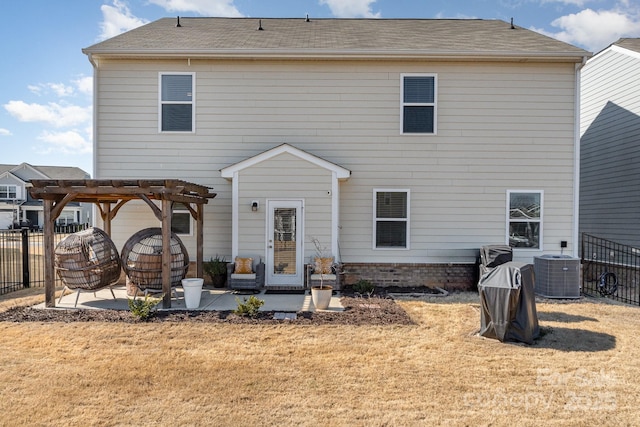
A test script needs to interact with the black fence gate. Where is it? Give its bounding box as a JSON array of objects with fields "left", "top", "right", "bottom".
[
  {"left": 0, "top": 226, "right": 86, "bottom": 295},
  {"left": 581, "top": 233, "right": 640, "bottom": 306}
]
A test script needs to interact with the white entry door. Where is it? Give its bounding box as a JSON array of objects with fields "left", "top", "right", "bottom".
[{"left": 267, "top": 200, "right": 303, "bottom": 286}]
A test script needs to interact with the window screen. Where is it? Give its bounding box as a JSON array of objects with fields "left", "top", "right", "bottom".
[
  {"left": 171, "top": 203, "right": 191, "bottom": 235},
  {"left": 160, "top": 74, "right": 194, "bottom": 132},
  {"left": 508, "top": 191, "right": 542, "bottom": 249},
  {"left": 402, "top": 75, "right": 436, "bottom": 134},
  {"left": 375, "top": 190, "right": 409, "bottom": 248}
]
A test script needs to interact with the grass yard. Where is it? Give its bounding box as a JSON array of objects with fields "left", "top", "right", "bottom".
[{"left": 0, "top": 289, "right": 638, "bottom": 426}]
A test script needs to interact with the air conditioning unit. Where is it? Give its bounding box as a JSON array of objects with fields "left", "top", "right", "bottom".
[{"left": 534, "top": 255, "right": 580, "bottom": 298}]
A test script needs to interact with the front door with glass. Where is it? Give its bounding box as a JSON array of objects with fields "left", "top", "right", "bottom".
[{"left": 266, "top": 200, "right": 303, "bottom": 286}]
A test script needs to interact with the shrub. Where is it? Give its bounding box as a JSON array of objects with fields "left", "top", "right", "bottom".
[
  {"left": 234, "top": 295, "right": 265, "bottom": 318},
  {"left": 128, "top": 294, "right": 162, "bottom": 321},
  {"left": 353, "top": 279, "right": 375, "bottom": 296}
]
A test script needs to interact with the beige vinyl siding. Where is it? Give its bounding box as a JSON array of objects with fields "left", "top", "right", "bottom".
[
  {"left": 95, "top": 58, "right": 577, "bottom": 263},
  {"left": 236, "top": 153, "right": 333, "bottom": 259}
]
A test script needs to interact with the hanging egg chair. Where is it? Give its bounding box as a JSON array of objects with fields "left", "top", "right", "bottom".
[
  {"left": 54, "top": 227, "right": 121, "bottom": 306},
  {"left": 121, "top": 227, "right": 189, "bottom": 293}
]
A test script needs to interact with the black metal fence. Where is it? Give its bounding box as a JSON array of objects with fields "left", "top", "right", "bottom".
[
  {"left": 581, "top": 233, "right": 640, "bottom": 305},
  {"left": 0, "top": 225, "right": 87, "bottom": 295}
]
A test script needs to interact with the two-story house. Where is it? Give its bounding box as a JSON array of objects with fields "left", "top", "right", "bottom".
[
  {"left": 0, "top": 163, "right": 91, "bottom": 229},
  {"left": 83, "top": 18, "right": 590, "bottom": 290},
  {"left": 580, "top": 38, "right": 640, "bottom": 247}
]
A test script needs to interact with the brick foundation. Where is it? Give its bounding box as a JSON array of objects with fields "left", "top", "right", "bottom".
[{"left": 340, "top": 262, "right": 478, "bottom": 292}]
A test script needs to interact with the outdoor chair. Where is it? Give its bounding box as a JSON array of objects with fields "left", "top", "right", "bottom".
[
  {"left": 121, "top": 228, "right": 189, "bottom": 300},
  {"left": 306, "top": 256, "right": 341, "bottom": 291},
  {"left": 54, "top": 227, "right": 121, "bottom": 307},
  {"left": 227, "top": 256, "right": 265, "bottom": 291}
]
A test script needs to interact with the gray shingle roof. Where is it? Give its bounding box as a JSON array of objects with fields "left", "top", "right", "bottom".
[
  {"left": 0, "top": 164, "right": 89, "bottom": 180},
  {"left": 614, "top": 38, "right": 640, "bottom": 54},
  {"left": 83, "top": 18, "right": 590, "bottom": 60}
]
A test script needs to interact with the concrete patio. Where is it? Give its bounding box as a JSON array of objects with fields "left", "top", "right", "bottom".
[{"left": 34, "top": 286, "right": 344, "bottom": 313}]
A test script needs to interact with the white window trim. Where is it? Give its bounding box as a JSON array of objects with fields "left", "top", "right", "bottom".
[
  {"left": 172, "top": 207, "right": 193, "bottom": 237},
  {"left": 400, "top": 73, "right": 437, "bottom": 135},
  {"left": 506, "top": 189, "right": 543, "bottom": 251},
  {"left": 158, "top": 72, "right": 196, "bottom": 133},
  {"left": 0, "top": 185, "right": 17, "bottom": 200},
  {"left": 373, "top": 188, "right": 410, "bottom": 250}
]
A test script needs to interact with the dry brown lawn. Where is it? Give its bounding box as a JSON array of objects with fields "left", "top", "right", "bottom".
[{"left": 1, "top": 289, "right": 638, "bottom": 426}]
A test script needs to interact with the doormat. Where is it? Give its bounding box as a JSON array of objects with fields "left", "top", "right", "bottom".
[{"left": 265, "top": 289, "right": 306, "bottom": 295}]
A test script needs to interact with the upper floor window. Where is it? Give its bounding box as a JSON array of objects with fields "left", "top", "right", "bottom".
[
  {"left": 160, "top": 73, "right": 194, "bottom": 132},
  {"left": 507, "top": 190, "right": 543, "bottom": 250},
  {"left": 374, "top": 189, "right": 410, "bottom": 249},
  {"left": 401, "top": 74, "right": 437, "bottom": 134},
  {"left": 0, "top": 185, "right": 17, "bottom": 199}
]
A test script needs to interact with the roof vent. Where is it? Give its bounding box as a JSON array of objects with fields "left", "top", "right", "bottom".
[
  {"left": 257, "top": 19, "right": 263, "bottom": 31},
  {"left": 176, "top": 16, "right": 181, "bottom": 28},
  {"left": 510, "top": 17, "right": 515, "bottom": 29},
  {"left": 306, "top": 14, "right": 310, "bottom": 22}
]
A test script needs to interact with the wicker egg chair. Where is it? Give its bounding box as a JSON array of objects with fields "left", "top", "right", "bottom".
[
  {"left": 121, "top": 228, "right": 189, "bottom": 298},
  {"left": 55, "top": 227, "right": 122, "bottom": 307}
]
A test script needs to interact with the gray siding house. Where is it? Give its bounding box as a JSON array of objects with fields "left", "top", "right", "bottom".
[
  {"left": 0, "top": 163, "right": 91, "bottom": 229},
  {"left": 83, "top": 18, "right": 589, "bottom": 289},
  {"left": 580, "top": 38, "right": 640, "bottom": 247}
]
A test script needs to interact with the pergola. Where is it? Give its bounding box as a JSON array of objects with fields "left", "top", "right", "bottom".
[{"left": 29, "top": 179, "right": 216, "bottom": 309}]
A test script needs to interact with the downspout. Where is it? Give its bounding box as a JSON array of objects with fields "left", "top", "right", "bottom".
[
  {"left": 87, "top": 53, "right": 99, "bottom": 228},
  {"left": 573, "top": 55, "right": 589, "bottom": 256},
  {"left": 87, "top": 53, "right": 99, "bottom": 179}
]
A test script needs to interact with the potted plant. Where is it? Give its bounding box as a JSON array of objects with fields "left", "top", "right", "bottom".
[
  {"left": 309, "top": 237, "right": 334, "bottom": 310},
  {"left": 204, "top": 255, "right": 228, "bottom": 288}
]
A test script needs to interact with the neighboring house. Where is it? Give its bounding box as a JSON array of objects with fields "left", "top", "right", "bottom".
[
  {"left": 580, "top": 38, "right": 640, "bottom": 247},
  {"left": 83, "top": 18, "right": 589, "bottom": 289},
  {"left": 0, "top": 163, "right": 91, "bottom": 229}
]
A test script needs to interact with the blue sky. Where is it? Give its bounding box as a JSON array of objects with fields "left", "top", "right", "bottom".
[{"left": 1, "top": 0, "right": 639, "bottom": 176}]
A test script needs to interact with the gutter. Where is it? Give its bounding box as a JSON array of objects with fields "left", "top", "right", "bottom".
[{"left": 82, "top": 48, "right": 590, "bottom": 63}]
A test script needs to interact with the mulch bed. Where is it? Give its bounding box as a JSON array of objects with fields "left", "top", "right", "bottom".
[{"left": 0, "top": 296, "right": 415, "bottom": 326}]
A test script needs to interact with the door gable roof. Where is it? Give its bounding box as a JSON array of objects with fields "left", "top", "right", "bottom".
[{"left": 220, "top": 144, "right": 351, "bottom": 180}]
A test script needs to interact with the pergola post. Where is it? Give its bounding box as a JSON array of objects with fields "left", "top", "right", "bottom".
[
  {"left": 43, "top": 199, "right": 56, "bottom": 307},
  {"left": 161, "top": 198, "right": 173, "bottom": 309},
  {"left": 196, "top": 203, "right": 204, "bottom": 279}
]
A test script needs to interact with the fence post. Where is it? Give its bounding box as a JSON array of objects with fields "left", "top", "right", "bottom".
[{"left": 21, "top": 227, "right": 30, "bottom": 288}]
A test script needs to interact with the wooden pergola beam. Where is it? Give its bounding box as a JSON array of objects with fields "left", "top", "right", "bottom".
[{"left": 29, "top": 179, "right": 216, "bottom": 309}]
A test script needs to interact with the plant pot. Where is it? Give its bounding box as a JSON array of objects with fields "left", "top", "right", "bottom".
[
  {"left": 311, "top": 285, "right": 333, "bottom": 310},
  {"left": 182, "top": 278, "right": 204, "bottom": 309},
  {"left": 210, "top": 274, "right": 227, "bottom": 288}
]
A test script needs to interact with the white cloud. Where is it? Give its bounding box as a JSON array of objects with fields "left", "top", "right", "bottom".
[
  {"left": 28, "top": 82, "right": 74, "bottom": 97},
  {"left": 4, "top": 101, "right": 92, "bottom": 128},
  {"left": 0, "top": 128, "right": 12, "bottom": 136},
  {"left": 37, "top": 130, "right": 92, "bottom": 155},
  {"left": 74, "top": 76, "right": 93, "bottom": 96},
  {"left": 99, "top": 0, "right": 149, "bottom": 40},
  {"left": 148, "top": 0, "right": 243, "bottom": 17},
  {"left": 533, "top": 6, "right": 640, "bottom": 52},
  {"left": 28, "top": 85, "right": 43, "bottom": 96},
  {"left": 48, "top": 83, "right": 75, "bottom": 97},
  {"left": 540, "top": 0, "right": 589, "bottom": 6},
  {"left": 319, "top": 0, "right": 380, "bottom": 18}
]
